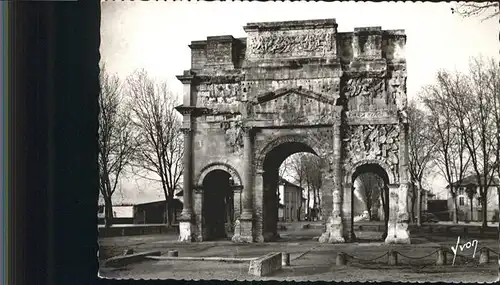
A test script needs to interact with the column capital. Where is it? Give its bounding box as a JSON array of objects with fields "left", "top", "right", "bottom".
[
  {"left": 176, "top": 70, "right": 197, "bottom": 84},
  {"left": 387, "top": 183, "right": 400, "bottom": 189},
  {"left": 175, "top": 105, "right": 211, "bottom": 117},
  {"left": 193, "top": 185, "right": 203, "bottom": 194},
  {"left": 232, "top": 185, "right": 243, "bottom": 192},
  {"left": 241, "top": 126, "right": 254, "bottom": 137},
  {"left": 180, "top": 127, "right": 193, "bottom": 135}
]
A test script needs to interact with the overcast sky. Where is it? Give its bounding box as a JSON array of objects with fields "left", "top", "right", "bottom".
[{"left": 100, "top": 1, "right": 499, "bottom": 204}]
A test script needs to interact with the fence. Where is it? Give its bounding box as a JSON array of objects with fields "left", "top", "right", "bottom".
[{"left": 335, "top": 247, "right": 499, "bottom": 266}]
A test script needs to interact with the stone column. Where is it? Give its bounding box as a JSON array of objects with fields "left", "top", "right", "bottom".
[
  {"left": 253, "top": 169, "right": 265, "bottom": 242},
  {"left": 262, "top": 169, "right": 279, "bottom": 242},
  {"left": 341, "top": 184, "right": 356, "bottom": 242},
  {"left": 178, "top": 127, "right": 195, "bottom": 242},
  {"left": 385, "top": 122, "right": 410, "bottom": 244},
  {"left": 193, "top": 188, "right": 204, "bottom": 241},
  {"left": 319, "top": 119, "right": 345, "bottom": 243},
  {"left": 176, "top": 71, "right": 197, "bottom": 242},
  {"left": 232, "top": 186, "right": 242, "bottom": 222},
  {"left": 232, "top": 127, "right": 254, "bottom": 243}
]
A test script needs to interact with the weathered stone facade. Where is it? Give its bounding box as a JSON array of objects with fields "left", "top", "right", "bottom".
[{"left": 176, "top": 19, "right": 410, "bottom": 244}]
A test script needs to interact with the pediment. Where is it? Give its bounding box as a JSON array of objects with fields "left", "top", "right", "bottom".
[
  {"left": 254, "top": 87, "right": 336, "bottom": 106},
  {"left": 251, "top": 87, "right": 340, "bottom": 126}
]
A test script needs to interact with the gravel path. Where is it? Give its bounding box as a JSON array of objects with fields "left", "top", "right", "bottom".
[{"left": 98, "top": 227, "right": 499, "bottom": 282}]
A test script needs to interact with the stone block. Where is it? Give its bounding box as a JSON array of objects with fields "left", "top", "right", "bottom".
[
  {"left": 436, "top": 248, "right": 447, "bottom": 265},
  {"left": 104, "top": 250, "right": 161, "bottom": 268},
  {"left": 479, "top": 248, "right": 490, "bottom": 264},
  {"left": 336, "top": 252, "right": 347, "bottom": 265},
  {"left": 248, "top": 252, "right": 282, "bottom": 277},
  {"left": 167, "top": 250, "right": 179, "bottom": 257},
  {"left": 232, "top": 219, "right": 253, "bottom": 243},
  {"left": 178, "top": 221, "right": 195, "bottom": 242},
  {"left": 122, "top": 249, "right": 134, "bottom": 256},
  {"left": 387, "top": 250, "right": 398, "bottom": 266},
  {"left": 281, "top": 252, "right": 290, "bottom": 266}
]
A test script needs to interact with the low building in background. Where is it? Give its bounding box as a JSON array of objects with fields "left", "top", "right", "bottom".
[
  {"left": 446, "top": 175, "right": 500, "bottom": 222},
  {"left": 278, "top": 177, "right": 306, "bottom": 222},
  {"left": 133, "top": 199, "right": 183, "bottom": 225},
  {"left": 98, "top": 204, "right": 135, "bottom": 225}
]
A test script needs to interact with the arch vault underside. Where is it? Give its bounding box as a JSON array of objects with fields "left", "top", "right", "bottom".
[{"left": 175, "top": 19, "right": 411, "bottom": 244}]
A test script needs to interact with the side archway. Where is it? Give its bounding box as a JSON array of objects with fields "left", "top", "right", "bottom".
[
  {"left": 343, "top": 159, "right": 395, "bottom": 242},
  {"left": 196, "top": 162, "right": 243, "bottom": 188},
  {"left": 344, "top": 159, "right": 397, "bottom": 186},
  {"left": 195, "top": 163, "right": 243, "bottom": 241}
]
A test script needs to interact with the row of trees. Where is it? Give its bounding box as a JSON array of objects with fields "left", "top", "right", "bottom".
[
  {"left": 408, "top": 56, "right": 500, "bottom": 228},
  {"left": 98, "top": 67, "right": 183, "bottom": 227}
]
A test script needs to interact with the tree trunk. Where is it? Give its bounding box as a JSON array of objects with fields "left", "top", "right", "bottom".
[
  {"left": 470, "top": 197, "right": 474, "bottom": 221},
  {"left": 381, "top": 185, "right": 389, "bottom": 239},
  {"left": 482, "top": 193, "right": 488, "bottom": 228},
  {"left": 452, "top": 195, "right": 459, "bottom": 224},
  {"left": 411, "top": 196, "right": 416, "bottom": 224},
  {"left": 417, "top": 181, "right": 423, "bottom": 226},
  {"left": 317, "top": 188, "right": 321, "bottom": 208},
  {"left": 166, "top": 195, "right": 175, "bottom": 227},
  {"left": 104, "top": 195, "right": 113, "bottom": 228},
  {"left": 313, "top": 187, "right": 317, "bottom": 209},
  {"left": 306, "top": 181, "right": 310, "bottom": 220}
]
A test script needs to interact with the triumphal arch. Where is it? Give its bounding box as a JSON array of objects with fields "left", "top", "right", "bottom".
[{"left": 176, "top": 19, "right": 411, "bottom": 244}]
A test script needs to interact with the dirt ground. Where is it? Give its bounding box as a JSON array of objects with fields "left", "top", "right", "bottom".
[{"left": 98, "top": 226, "right": 499, "bottom": 282}]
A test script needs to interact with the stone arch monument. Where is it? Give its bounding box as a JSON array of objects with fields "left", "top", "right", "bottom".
[{"left": 175, "top": 19, "right": 410, "bottom": 244}]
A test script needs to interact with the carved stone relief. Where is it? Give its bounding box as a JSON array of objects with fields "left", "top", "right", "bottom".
[
  {"left": 388, "top": 69, "right": 407, "bottom": 110},
  {"left": 345, "top": 124, "right": 400, "bottom": 181},
  {"left": 355, "top": 34, "right": 381, "bottom": 59},
  {"left": 197, "top": 83, "right": 241, "bottom": 107},
  {"left": 307, "top": 128, "right": 335, "bottom": 167},
  {"left": 343, "top": 77, "right": 385, "bottom": 111},
  {"left": 220, "top": 120, "right": 244, "bottom": 154},
  {"left": 347, "top": 110, "right": 396, "bottom": 120},
  {"left": 346, "top": 110, "right": 399, "bottom": 125},
  {"left": 248, "top": 30, "right": 335, "bottom": 57}
]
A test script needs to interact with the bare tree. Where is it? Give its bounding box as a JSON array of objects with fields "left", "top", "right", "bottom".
[
  {"left": 284, "top": 153, "right": 308, "bottom": 217},
  {"left": 279, "top": 158, "right": 292, "bottom": 179},
  {"left": 422, "top": 70, "right": 471, "bottom": 224},
  {"left": 127, "top": 69, "right": 184, "bottom": 226},
  {"left": 479, "top": 57, "right": 500, "bottom": 225},
  {"left": 299, "top": 154, "right": 322, "bottom": 220},
  {"left": 452, "top": 2, "right": 499, "bottom": 21},
  {"left": 407, "top": 100, "right": 436, "bottom": 226},
  {"left": 453, "top": 0, "right": 500, "bottom": 206},
  {"left": 456, "top": 58, "right": 499, "bottom": 229},
  {"left": 98, "top": 66, "right": 136, "bottom": 228},
  {"left": 357, "top": 173, "right": 382, "bottom": 221}
]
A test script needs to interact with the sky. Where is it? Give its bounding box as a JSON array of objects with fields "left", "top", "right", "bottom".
[{"left": 99, "top": 1, "right": 499, "bottom": 204}]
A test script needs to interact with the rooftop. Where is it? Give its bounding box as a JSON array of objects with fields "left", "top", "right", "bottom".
[{"left": 447, "top": 174, "right": 500, "bottom": 188}]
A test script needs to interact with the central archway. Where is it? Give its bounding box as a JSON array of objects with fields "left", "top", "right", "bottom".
[{"left": 260, "top": 139, "right": 319, "bottom": 242}]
